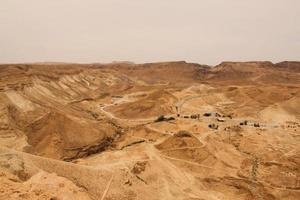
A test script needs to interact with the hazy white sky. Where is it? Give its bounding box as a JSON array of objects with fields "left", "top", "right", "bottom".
[{"left": 0, "top": 0, "right": 299, "bottom": 65}]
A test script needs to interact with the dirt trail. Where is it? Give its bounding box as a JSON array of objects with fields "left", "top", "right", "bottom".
[{"left": 99, "top": 104, "right": 157, "bottom": 125}]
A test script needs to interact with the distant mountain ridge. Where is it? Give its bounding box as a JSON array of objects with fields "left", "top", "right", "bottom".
[{"left": 1, "top": 61, "right": 299, "bottom": 88}]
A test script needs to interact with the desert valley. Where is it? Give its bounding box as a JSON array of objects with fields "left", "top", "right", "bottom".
[{"left": 0, "top": 61, "right": 299, "bottom": 200}]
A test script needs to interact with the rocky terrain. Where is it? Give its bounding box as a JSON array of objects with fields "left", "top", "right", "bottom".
[{"left": 0, "top": 61, "right": 299, "bottom": 200}]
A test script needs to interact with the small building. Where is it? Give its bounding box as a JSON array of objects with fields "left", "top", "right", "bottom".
[
  {"left": 217, "top": 118, "right": 226, "bottom": 122},
  {"left": 203, "top": 112, "right": 222, "bottom": 118},
  {"left": 240, "top": 120, "right": 248, "bottom": 126},
  {"left": 191, "top": 114, "right": 199, "bottom": 119}
]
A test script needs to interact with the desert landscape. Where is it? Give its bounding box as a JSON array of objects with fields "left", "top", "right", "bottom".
[{"left": 0, "top": 61, "right": 299, "bottom": 199}]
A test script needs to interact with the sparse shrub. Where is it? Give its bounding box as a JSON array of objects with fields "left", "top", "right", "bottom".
[
  {"left": 175, "top": 130, "right": 192, "bottom": 137},
  {"left": 154, "top": 115, "right": 175, "bottom": 122},
  {"left": 203, "top": 113, "right": 211, "bottom": 117},
  {"left": 155, "top": 115, "right": 165, "bottom": 122}
]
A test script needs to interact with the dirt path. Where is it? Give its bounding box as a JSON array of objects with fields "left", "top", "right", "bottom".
[
  {"left": 160, "top": 154, "right": 216, "bottom": 170},
  {"left": 145, "top": 124, "right": 174, "bottom": 136},
  {"left": 99, "top": 104, "right": 156, "bottom": 125},
  {"left": 160, "top": 146, "right": 206, "bottom": 152},
  {"left": 100, "top": 175, "right": 114, "bottom": 200}
]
